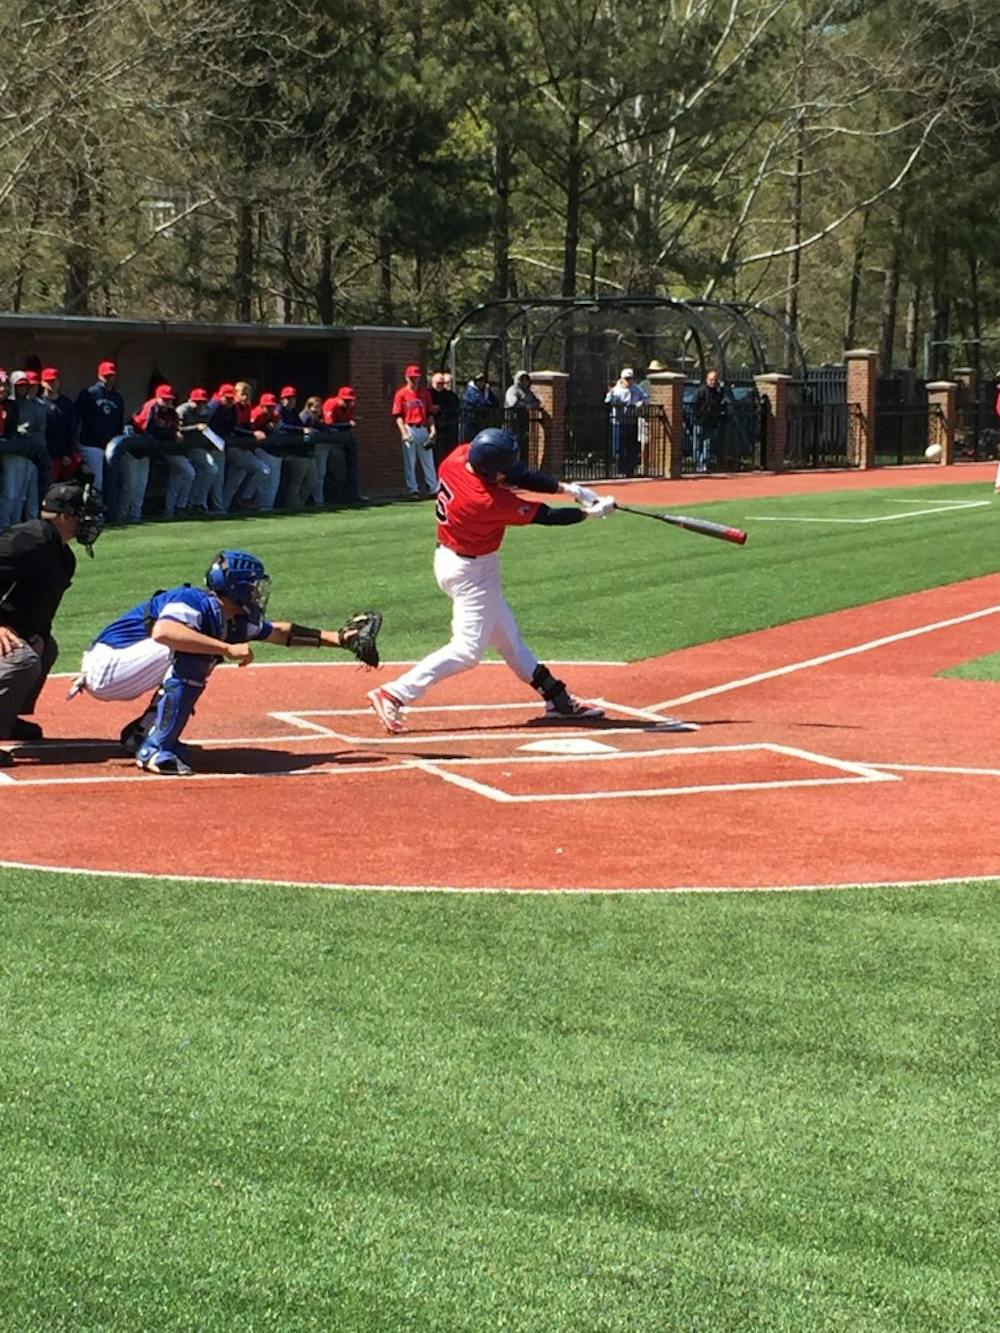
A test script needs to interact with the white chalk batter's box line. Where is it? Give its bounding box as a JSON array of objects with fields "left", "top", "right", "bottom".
[
  {"left": 0, "top": 741, "right": 898, "bottom": 799},
  {"left": 408, "top": 743, "right": 897, "bottom": 804},
  {"left": 267, "top": 697, "right": 675, "bottom": 744}
]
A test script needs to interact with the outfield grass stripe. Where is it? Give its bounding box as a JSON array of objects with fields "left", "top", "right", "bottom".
[{"left": 653, "top": 601, "right": 1000, "bottom": 709}]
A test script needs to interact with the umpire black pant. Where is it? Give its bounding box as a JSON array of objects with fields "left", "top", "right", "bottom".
[{"left": 0, "top": 635, "right": 58, "bottom": 739}]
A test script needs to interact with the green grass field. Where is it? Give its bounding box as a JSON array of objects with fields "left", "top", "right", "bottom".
[{"left": 4, "top": 480, "right": 1000, "bottom": 1330}]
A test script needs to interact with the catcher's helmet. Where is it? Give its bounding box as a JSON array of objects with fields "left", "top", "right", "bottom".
[
  {"left": 206, "top": 550, "right": 271, "bottom": 617},
  {"left": 468, "top": 427, "right": 524, "bottom": 482}
]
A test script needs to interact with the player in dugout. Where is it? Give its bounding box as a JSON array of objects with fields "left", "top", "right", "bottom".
[
  {"left": 69, "top": 550, "right": 382, "bottom": 776},
  {"left": 368, "top": 427, "right": 616, "bottom": 734}
]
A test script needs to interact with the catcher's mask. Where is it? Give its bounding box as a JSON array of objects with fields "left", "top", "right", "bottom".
[
  {"left": 206, "top": 550, "right": 271, "bottom": 619},
  {"left": 468, "top": 427, "right": 525, "bottom": 483},
  {"left": 42, "top": 480, "right": 106, "bottom": 557}
]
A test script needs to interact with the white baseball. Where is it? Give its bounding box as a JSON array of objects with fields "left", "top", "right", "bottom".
[{"left": 924, "top": 443, "right": 943, "bottom": 462}]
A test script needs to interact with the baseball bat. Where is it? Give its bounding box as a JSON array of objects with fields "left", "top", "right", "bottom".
[{"left": 615, "top": 503, "right": 747, "bottom": 545}]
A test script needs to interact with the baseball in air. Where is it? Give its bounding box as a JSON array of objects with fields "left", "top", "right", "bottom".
[{"left": 924, "top": 442, "right": 943, "bottom": 461}]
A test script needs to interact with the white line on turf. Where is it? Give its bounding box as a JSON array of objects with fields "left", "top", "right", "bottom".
[
  {"left": 751, "top": 501, "right": 989, "bottom": 524},
  {"left": 4, "top": 857, "right": 997, "bottom": 895},
  {"left": 649, "top": 602, "right": 1000, "bottom": 711}
]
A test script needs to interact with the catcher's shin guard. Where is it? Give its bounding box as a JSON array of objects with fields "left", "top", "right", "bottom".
[
  {"left": 134, "top": 676, "right": 204, "bottom": 764},
  {"left": 120, "top": 690, "right": 162, "bottom": 756}
]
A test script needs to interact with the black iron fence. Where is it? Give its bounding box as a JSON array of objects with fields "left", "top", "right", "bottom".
[
  {"left": 563, "top": 404, "right": 670, "bottom": 480},
  {"left": 785, "top": 401, "right": 863, "bottom": 467},
  {"left": 955, "top": 385, "right": 1000, "bottom": 460},
  {"left": 874, "top": 403, "right": 945, "bottom": 465},
  {"left": 681, "top": 385, "right": 763, "bottom": 473}
]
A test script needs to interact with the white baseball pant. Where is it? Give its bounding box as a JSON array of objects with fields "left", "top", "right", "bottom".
[
  {"left": 79, "top": 639, "right": 174, "bottom": 701},
  {"left": 384, "top": 546, "right": 537, "bottom": 703}
]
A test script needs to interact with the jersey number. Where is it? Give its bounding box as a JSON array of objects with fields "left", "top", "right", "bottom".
[{"left": 434, "top": 480, "right": 454, "bottom": 523}]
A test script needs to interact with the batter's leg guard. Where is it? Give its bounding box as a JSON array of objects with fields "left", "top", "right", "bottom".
[
  {"left": 135, "top": 675, "right": 205, "bottom": 775},
  {"left": 530, "top": 663, "right": 605, "bottom": 720}
]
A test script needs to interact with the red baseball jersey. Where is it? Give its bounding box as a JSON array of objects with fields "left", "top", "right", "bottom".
[
  {"left": 391, "top": 384, "right": 435, "bottom": 426},
  {"left": 434, "top": 444, "right": 541, "bottom": 556}
]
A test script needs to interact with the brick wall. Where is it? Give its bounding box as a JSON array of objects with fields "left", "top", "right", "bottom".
[{"left": 348, "top": 332, "right": 432, "bottom": 496}]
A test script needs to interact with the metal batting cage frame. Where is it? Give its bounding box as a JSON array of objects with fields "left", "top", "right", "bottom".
[{"left": 439, "top": 296, "right": 807, "bottom": 390}]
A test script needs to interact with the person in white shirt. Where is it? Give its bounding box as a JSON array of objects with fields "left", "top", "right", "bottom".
[{"left": 604, "top": 368, "right": 649, "bottom": 477}]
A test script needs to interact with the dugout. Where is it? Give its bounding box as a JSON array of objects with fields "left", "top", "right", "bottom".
[{"left": 0, "top": 313, "right": 431, "bottom": 495}]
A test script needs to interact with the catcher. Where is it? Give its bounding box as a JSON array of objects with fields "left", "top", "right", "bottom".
[{"left": 70, "top": 548, "right": 381, "bottom": 775}]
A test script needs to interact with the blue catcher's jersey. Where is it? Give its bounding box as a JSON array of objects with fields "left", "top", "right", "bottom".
[{"left": 92, "top": 585, "right": 273, "bottom": 649}]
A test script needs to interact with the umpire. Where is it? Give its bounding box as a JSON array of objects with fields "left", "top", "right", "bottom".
[{"left": 0, "top": 481, "right": 104, "bottom": 766}]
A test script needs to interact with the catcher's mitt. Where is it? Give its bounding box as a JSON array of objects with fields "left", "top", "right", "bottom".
[{"left": 339, "top": 610, "right": 382, "bottom": 668}]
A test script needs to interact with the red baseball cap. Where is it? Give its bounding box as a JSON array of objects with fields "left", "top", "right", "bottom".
[
  {"left": 279, "top": 385, "right": 297, "bottom": 398},
  {"left": 155, "top": 384, "right": 176, "bottom": 399},
  {"left": 98, "top": 360, "right": 117, "bottom": 377},
  {"left": 189, "top": 387, "right": 209, "bottom": 403},
  {"left": 404, "top": 364, "right": 422, "bottom": 378},
  {"left": 259, "top": 392, "right": 278, "bottom": 407},
  {"left": 216, "top": 382, "right": 236, "bottom": 398},
  {"left": 41, "top": 367, "right": 59, "bottom": 382},
  {"left": 24, "top": 370, "right": 40, "bottom": 385},
  {"left": 337, "top": 386, "right": 356, "bottom": 400}
]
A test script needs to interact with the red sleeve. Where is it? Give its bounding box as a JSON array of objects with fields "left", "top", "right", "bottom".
[
  {"left": 492, "top": 488, "right": 541, "bottom": 526},
  {"left": 134, "top": 399, "right": 154, "bottom": 432},
  {"left": 391, "top": 389, "right": 405, "bottom": 417}
]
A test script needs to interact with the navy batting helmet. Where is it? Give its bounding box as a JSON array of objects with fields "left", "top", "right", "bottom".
[
  {"left": 468, "top": 427, "right": 524, "bottom": 482},
  {"left": 206, "top": 550, "right": 271, "bottom": 617}
]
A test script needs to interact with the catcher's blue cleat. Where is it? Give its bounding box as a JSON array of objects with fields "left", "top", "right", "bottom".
[{"left": 135, "top": 743, "right": 193, "bottom": 777}]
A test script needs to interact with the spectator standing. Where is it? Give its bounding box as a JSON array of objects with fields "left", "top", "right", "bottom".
[
  {"left": 503, "top": 370, "right": 541, "bottom": 449},
  {"left": 275, "top": 386, "right": 316, "bottom": 510},
  {"left": 75, "top": 360, "right": 125, "bottom": 496},
  {"left": 1, "top": 371, "right": 51, "bottom": 530},
  {"left": 177, "top": 388, "right": 220, "bottom": 514},
  {"left": 255, "top": 385, "right": 291, "bottom": 512},
  {"left": 690, "top": 369, "right": 726, "bottom": 473},
  {"left": 459, "top": 371, "right": 500, "bottom": 440},
  {"left": 40, "top": 368, "right": 80, "bottom": 482},
  {"left": 392, "top": 364, "right": 437, "bottom": 499},
  {"left": 604, "top": 368, "right": 649, "bottom": 477},
  {"left": 430, "top": 371, "right": 460, "bottom": 456},
  {"left": 322, "top": 387, "right": 365, "bottom": 505},
  {"left": 112, "top": 383, "right": 183, "bottom": 523}
]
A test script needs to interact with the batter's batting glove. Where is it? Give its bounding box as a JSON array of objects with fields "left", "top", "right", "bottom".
[
  {"left": 339, "top": 610, "right": 383, "bottom": 668},
  {"left": 566, "top": 483, "right": 599, "bottom": 506},
  {"left": 582, "top": 496, "right": 616, "bottom": 519}
]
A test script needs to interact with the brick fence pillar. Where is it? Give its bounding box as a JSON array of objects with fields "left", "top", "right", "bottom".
[
  {"left": 646, "top": 372, "right": 687, "bottom": 478},
  {"left": 348, "top": 329, "right": 431, "bottom": 495},
  {"left": 754, "top": 373, "right": 793, "bottom": 471},
  {"left": 926, "top": 381, "right": 957, "bottom": 464},
  {"left": 526, "top": 371, "right": 568, "bottom": 475},
  {"left": 845, "top": 348, "right": 877, "bottom": 468}
]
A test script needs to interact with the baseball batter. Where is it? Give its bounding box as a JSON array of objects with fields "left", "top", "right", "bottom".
[
  {"left": 368, "top": 428, "right": 614, "bottom": 733},
  {"left": 73, "top": 549, "right": 381, "bottom": 775}
]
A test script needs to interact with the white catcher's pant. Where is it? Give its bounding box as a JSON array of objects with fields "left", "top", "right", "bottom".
[
  {"left": 385, "top": 546, "right": 538, "bottom": 704},
  {"left": 79, "top": 639, "right": 174, "bottom": 702}
]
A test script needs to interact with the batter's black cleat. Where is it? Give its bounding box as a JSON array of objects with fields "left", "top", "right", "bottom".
[
  {"left": 0, "top": 748, "right": 13, "bottom": 767},
  {"left": 543, "top": 694, "right": 605, "bottom": 721}
]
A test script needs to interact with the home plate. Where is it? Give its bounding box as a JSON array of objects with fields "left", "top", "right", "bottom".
[{"left": 518, "top": 738, "right": 619, "bottom": 755}]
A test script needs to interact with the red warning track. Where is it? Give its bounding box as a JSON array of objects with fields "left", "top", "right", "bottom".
[{"left": 3, "top": 465, "right": 999, "bottom": 892}]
